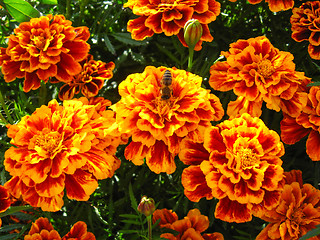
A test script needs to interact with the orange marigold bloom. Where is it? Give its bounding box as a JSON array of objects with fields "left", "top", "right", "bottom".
[
  {"left": 0, "top": 185, "right": 11, "bottom": 228},
  {"left": 57, "top": 54, "right": 115, "bottom": 100},
  {"left": 24, "top": 217, "right": 96, "bottom": 240},
  {"left": 153, "top": 208, "right": 224, "bottom": 240},
  {"left": 111, "top": 66, "right": 224, "bottom": 174},
  {"left": 256, "top": 170, "right": 320, "bottom": 240},
  {"left": 4, "top": 97, "right": 122, "bottom": 211},
  {"left": 0, "top": 14, "right": 90, "bottom": 92},
  {"left": 291, "top": 1, "right": 320, "bottom": 60},
  {"left": 228, "top": 0, "right": 294, "bottom": 12},
  {"left": 209, "top": 36, "right": 310, "bottom": 118},
  {"left": 123, "top": 0, "right": 221, "bottom": 51},
  {"left": 179, "top": 113, "right": 285, "bottom": 223},
  {"left": 280, "top": 85, "right": 320, "bottom": 161}
]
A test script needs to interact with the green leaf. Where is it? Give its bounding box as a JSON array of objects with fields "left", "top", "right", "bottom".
[
  {"left": 39, "top": 0, "right": 57, "bottom": 4},
  {"left": 299, "top": 225, "right": 320, "bottom": 240},
  {"left": 119, "top": 214, "right": 139, "bottom": 219},
  {"left": 111, "top": 32, "right": 148, "bottom": 46},
  {"left": 0, "top": 224, "right": 23, "bottom": 233},
  {"left": 307, "top": 82, "right": 320, "bottom": 87},
  {"left": 129, "top": 183, "right": 138, "bottom": 211},
  {"left": 0, "top": 233, "right": 18, "bottom": 240},
  {"left": 104, "top": 34, "right": 116, "bottom": 55},
  {"left": 4, "top": 0, "right": 40, "bottom": 22},
  {"left": 0, "top": 205, "right": 34, "bottom": 217}
]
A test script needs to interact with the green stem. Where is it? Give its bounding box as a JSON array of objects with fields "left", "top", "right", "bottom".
[
  {"left": 66, "top": 0, "right": 72, "bottom": 20},
  {"left": 187, "top": 47, "right": 194, "bottom": 72},
  {"left": 147, "top": 216, "right": 152, "bottom": 240},
  {"left": 0, "top": 89, "right": 14, "bottom": 124},
  {"left": 39, "top": 81, "right": 47, "bottom": 106}
]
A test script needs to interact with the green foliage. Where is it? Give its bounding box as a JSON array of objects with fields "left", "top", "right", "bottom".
[{"left": 2, "top": 0, "right": 39, "bottom": 22}]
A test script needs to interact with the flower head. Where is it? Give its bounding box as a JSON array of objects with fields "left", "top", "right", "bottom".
[
  {"left": 291, "top": 1, "right": 320, "bottom": 60},
  {"left": 184, "top": 19, "right": 203, "bottom": 49},
  {"left": 209, "top": 36, "right": 310, "bottom": 118},
  {"left": 124, "top": 0, "right": 220, "bottom": 51},
  {"left": 0, "top": 185, "right": 11, "bottom": 228},
  {"left": 152, "top": 208, "right": 224, "bottom": 240},
  {"left": 179, "top": 113, "right": 285, "bottom": 223},
  {"left": 228, "top": 0, "right": 294, "bottom": 12},
  {"left": 57, "top": 54, "right": 115, "bottom": 100},
  {"left": 111, "top": 66, "right": 224, "bottom": 174},
  {"left": 281, "top": 85, "right": 320, "bottom": 161},
  {"left": 256, "top": 170, "right": 320, "bottom": 240},
  {"left": 4, "top": 97, "right": 122, "bottom": 211},
  {"left": 0, "top": 14, "right": 90, "bottom": 92},
  {"left": 137, "top": 195, "right": 156, "bottom": 216}
]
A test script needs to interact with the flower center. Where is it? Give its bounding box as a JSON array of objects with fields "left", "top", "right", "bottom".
[
  {"left": 238, "top": 148, "right": 259, "bottom": 169},
  {"left": 34, "top": 131, "right": 63, "bottom": 155},
  {"left": 257, "top": 59, "right": 275, "bottom": 78},
  {"left": 290, "top": 207, "right": 305, "bottom": 224}
]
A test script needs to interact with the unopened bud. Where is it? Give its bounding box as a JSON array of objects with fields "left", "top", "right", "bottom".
[
  {"left": 184, "top": 19, "right": 203, "bottom": 49},
  {"left": 137, "top": 196, "right": 155, "bottom": 217}
]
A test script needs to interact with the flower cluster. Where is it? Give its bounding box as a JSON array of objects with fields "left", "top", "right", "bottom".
[
  {"left": 57, "top": 54, "right": 115, "bottom": 100},
  {"left": 4, "top": 97, "right": 123, "bottom": 211},
  {"left": 24, "top": 217, "right": 96, "bottom": 240},
  {"left": 152, "top": 208, "right": 224, "bottom": 239},
  {"left": 228, "top": 0, "right": 294, "bottom": 12},
  {"left": 281, "top": 86, "right": 320, "bottom": 161},
  {"left": 209, "top": 36, "right": 310, "bottom": 118},
  {"left": 0, "top": 14, "right": 90, "bottom": 92},
  {"left": 123, "top": 0, "right": 221, "bottom": 50},
  {"left": 111, "top": 66, "right": 224, "bottom": 174},
  {"left": 256, "top": 170, "right": 320, "bottom": 240},
  {"left": 0, "top": 185, "right": 10, "bottom": 228},
  {"left": 179, "top": 113, "right": 285, "bottom": 223},
  {"left": 291, "top": 1, "right": 320, "bottom": 60}
]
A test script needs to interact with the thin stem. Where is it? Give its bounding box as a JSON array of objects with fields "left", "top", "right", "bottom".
[
  {"left": 187, "top": 47, "right": 194, "bottom": 72},
  {"left": 147, "top": 216, "right": 152, "bottom": 240},
  {"left": 39, "top": 81, "right": 47, "bottom": 106},
  {"left": 66, "top": 0, "right": 72, "bottom": 20},
  {"left": 0, "top": 89, "right": 14, "bottom": 124}
]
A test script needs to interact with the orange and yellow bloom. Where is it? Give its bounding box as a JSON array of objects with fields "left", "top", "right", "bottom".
[
  {"left": 291, "top": 1, "right": 320, "bottom": 60},
  {"left": 0, "top": 185, "right": 11, "bottom": 228},
  {"left": 209, "top": 36, "right": 310, "bottom": 118},
  {"left": 0, "top": 14, "right": 90, "bottom": 92},
  {"left": 57, "top": 54, "right": 115, "bottom": 100},
  {"left": 256, "top": 170, "right": 320, "bottom": 240},
  {"left": 24, "top": 217, "right": 96, "bottom": 240},
  {"left": 152, "top": 208, "right": 224, "bottom": 239},
  {"left": 123, "top": 0, "right": 221, "bottom": 50},
  {"left": 4, "top": 97, "right": 122, "bottom": 211},
  {"left": 228, "top": 0, "right": 294, "bottom": 12},
  {"left": 179, "top": 113, "right": 285, "bottom": 223},
  {"left": 111, "top": 66, "right": 224, "bottom": 174},
  {"left": 281, "top": 86, "right": 320, "bottom": 161}
]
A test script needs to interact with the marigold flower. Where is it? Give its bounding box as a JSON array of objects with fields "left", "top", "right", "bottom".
[
  {"left": 137, "top": 195, "right": 156, "bottom": 217},
  {"left": 24, "top": 217, "right": 96, "bottom": 240},
  {"left": 153, "top": 208, "right": 224, "bottom": 240},
  {"left": 255, "top": 170, "right": 320, "bottom": 240},
  {"left": 0, "top": 185, "right": 11, "bottom": 228},
  {"left": 0, "top": 14, "right": 90, "bottom": 92},
  {"left": 209, "top": 36, "right": 310, "bottom": 118},
  {"left": 291, "top": 1, "right": 320, "bottom": 60},
  {"left": 111, "top": 66, "right": 224, "bottom": 174},
  {"left": 4, "top": 97, "right": 122, "bottom": 211},
  {"left": 179, "top": 113, "right": 285, "bottom": 223},
  {"left": 123, "top": 0, "right": 221, "bottom": 51},
  {"left": 228, "top": 0, "right": 294, "bottom": 12},
  {"left": 57, "top": 54, "right": 115, "bottom": 100},
  {"left": 280, "top": 85, "right": 320, "bottom": 161}
]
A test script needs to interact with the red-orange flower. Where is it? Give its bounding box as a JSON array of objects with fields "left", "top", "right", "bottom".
[
  {"left": 280, "top": 85, "right": 320, "bottom": 161},
  {"left": 111, "top": 66, "right": 224, "bottom": 174},
  {"left": 256, "top": 170, "right": 320, "bottom": 240},
  {"left": 291, "top": 1, "right": 320, "bottom": 60},
  {"left": 228, "top": 0, "right": 294, "bottom": 12},
  {"left": 179, "top": 113, "right": 285, "bottom": 223},
  {"left": 4, "top": 97, "right": 122, "bottom": 211},
  {"left": 209, "top": 36, "right": 310, "bottom": 118},
  {"left": 24, "top": 217, "right": 96, "bottom": 240},
  {"left": 153, "top": 208, "right": 224, "bottom": 240},
  {"left": 123, "top": 0, "right": 221, "bottom": 51},
  {"left": 0, "top": 14, "right": 90, "bottom": 92},
  {"left": 0, "top": 185, "right": 11, "bottom": 228},
  {"left": 57, "top": 54, "right": 115, "bottom": 100}
]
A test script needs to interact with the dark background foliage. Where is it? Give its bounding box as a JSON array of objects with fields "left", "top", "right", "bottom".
[{"left": 0, "top": 0, "right": 319, "bottom": 239}]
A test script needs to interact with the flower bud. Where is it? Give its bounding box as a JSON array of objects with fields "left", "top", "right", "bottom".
[
  {"left": 137, "top": 196, "right": 155, "bottom": 217},
  {"left": 184, "top": 19, "right": 203, "bottom": 49}
]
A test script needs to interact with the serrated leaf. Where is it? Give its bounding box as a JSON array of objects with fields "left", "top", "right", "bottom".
[
  {"left": 299, "top": 225, "right": 320, "bottom": 240},
  {"left": 0, "top": 233, "right": 18, "bottom": 240},
  {"left": 39, "top": 0, "right": 57, "bottom": 4},
  {"left": 307, "top": 82, "right": 320, "bottom": 87},
  {"left": 119, "top": 214, "right": 139, "bottom": 219},
  {"left": 0, "top": 205, "right": 34, "bottom": 217},
  {"left": 129, "top": 183, "right": 138, "bottom": 211},
  {"left": 0, "top": 224, "right": 23, "bottom": 233},
  {"left": 4, "top": 0, "right": 40, "bottom": 22},
  {"left": 111, "top": 32, "right": 148, "bottom": 46},
  {"left": 104, "top": 34, "right": 116, "bottom": 55}
]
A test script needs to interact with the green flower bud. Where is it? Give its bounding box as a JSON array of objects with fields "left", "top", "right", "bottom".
[
  {"left": 184, "top": 19, "right": 203, "bottom": 49},
  {"left": 137, "top": 196, "right": 156, "bottom": 217}
]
